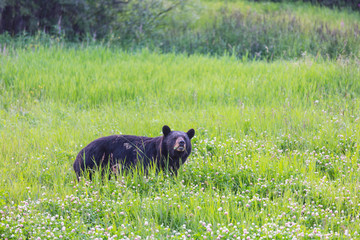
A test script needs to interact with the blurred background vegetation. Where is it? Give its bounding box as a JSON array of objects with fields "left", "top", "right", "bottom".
[{"left": 0, "top": 0, "right": 359, "bottom": 60}]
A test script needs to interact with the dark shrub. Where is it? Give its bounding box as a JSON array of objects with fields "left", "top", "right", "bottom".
[{"left": 0, "top": 0, "right": 184, "bottom": 39}]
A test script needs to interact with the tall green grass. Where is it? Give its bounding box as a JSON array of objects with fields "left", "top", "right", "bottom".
[
  {"left": 1, "top": 44, "right": 360, "bottom": 238},
  {"left": 124, "top": 0, "right": 360, "bottom": 60},
  {"left": 162, "top": 1, "right": 360, "bottom": 60},
  {"left": 2, "top": 46, "right": 359, "bottom": 107}
]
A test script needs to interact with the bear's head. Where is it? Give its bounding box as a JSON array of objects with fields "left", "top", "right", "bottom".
[{"left": 161, "top": 125, "right": 195, "bottom": 163}]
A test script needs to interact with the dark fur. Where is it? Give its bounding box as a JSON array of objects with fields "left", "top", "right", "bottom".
[{"left": 73, "top": 125, "right": 195, "bottom": 180}]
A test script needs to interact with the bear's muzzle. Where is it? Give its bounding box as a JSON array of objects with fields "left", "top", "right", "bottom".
[{"left": 174, "top": 137, "right": 186, "bottom": 152}]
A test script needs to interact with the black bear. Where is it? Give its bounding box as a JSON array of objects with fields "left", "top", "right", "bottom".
[{"left": 73, "top": 125, "right": 195, "bottom": 180}]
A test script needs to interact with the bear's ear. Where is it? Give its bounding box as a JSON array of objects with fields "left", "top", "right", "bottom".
[
  {"left": 162, "top": 125, "right": 171, "bottom": 137},
  {"left": 187, "top": 129, "right": 195, "bottom": 139}
]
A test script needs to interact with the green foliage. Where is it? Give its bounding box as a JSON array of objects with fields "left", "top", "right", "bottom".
[{"left": 116, "top": 0, "right": 187, "bottom": 44}]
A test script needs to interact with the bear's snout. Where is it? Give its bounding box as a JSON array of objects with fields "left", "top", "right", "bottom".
[{"left": 174, "top": 137, "right": 186, "bottom": 152}]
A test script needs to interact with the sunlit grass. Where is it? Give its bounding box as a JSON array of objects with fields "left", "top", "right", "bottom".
[{"left": 0, "top": 44, "right": 360, "bottom": 238}]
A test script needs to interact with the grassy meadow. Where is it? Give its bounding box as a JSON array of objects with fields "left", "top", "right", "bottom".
[
  {"left": 1, "top": 1, "right": 360, "bottom": 239},
  {"left": 1, "top": 45, "right": 360, "bottom": 239}
]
